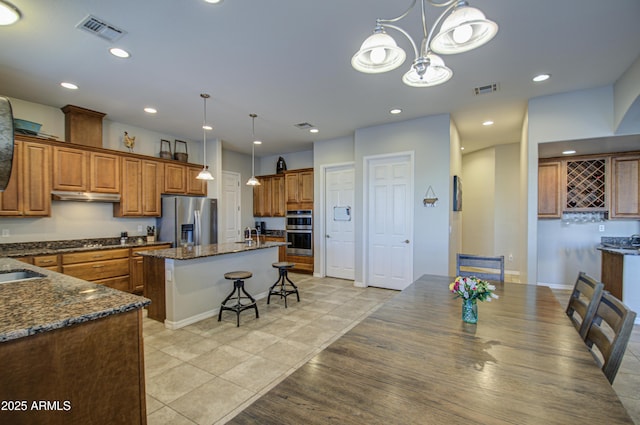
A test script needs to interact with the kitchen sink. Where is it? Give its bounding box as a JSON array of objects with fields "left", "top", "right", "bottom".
[{"left": 0, "top": 269, "right": 47, "bottom": 284}]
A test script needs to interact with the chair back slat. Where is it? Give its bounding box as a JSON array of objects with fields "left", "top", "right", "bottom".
[
  {"left": 584, "top": 291, "right": 636, "bottom": 384},
  {"left": 566, "top": 272, "right": 604, "bottom": 339},
  {"left": 456, "top": 254, "right": 504, "bottom": 282}
]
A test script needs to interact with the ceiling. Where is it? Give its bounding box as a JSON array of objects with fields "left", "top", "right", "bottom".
[{"left": 1, "top": 0, "right": 639, "bottom": 157}]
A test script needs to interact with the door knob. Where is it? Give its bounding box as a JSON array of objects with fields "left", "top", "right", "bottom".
[
  {"left": 326, "top": 234, "right": 331, "bottom": 238},
  {"left": 403, "top": 239, "right": 410, "bottom": 244}
]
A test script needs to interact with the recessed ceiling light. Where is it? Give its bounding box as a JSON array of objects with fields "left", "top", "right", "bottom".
[
  {"left": 533, "top": 74, "right": 550, "bottom": 82},
  {"left": 309, "top": 128, "right": 319, "bottom": 133},
  {"left": 109, "top": 47, "right": 130, "bottom": 58},
  {"left": 60, "top": 82, "right": 78, "bottom": 90},
  {"left": 253, "top": 140, "right": 262, "bottom": 145},
  {"left": 204, "top": 0, "right": 223, "bottom": 3},
  {"left": 0, "top": 1, "right": 21, "bottom": 26},
  {"left": 144, "top": 107, "right": 157, "bottom": 114},
  {"left": 562, "top": 150, "right": 576, "bottom": 155},
  {"left": 390, "top": 108, "right": 402, "bottom": 114},
  {"left": 482, "top": 120, "right": 494, "bottom": 126}
]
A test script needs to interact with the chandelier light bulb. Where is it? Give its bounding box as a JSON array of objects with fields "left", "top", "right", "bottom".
[
  {"left": 370, "top": 47, "right": 387, "bottom": 64},
  {"left": 452, "top": 24, "right": 473, "bottom": 44}
]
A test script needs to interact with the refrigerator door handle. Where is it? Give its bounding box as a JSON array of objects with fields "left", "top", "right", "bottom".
[{"left": 194, "top": 210, "right": 202, "bottom": 246}]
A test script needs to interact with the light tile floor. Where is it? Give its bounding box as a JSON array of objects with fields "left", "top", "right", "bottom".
[
  {"left": 142, "top": 276, "right": 640, "bottom": 425},
  {"left": 143, "top": 273, "right": 396, "bottom": 425}
]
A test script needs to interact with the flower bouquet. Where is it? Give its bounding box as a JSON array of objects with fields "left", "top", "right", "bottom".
[{"left": 449, "top": 276, "right": 499, "bottom": 323}]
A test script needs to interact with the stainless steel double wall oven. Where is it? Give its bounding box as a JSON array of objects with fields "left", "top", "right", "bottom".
[{"left": 286, "top": 210, "right": 312, "bottom": 256}]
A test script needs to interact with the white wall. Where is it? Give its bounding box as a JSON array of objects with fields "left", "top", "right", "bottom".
[
  {"left": 353, "top": 114, "right": 451, "bottom": 284},
  {"left": 462, "top": 148, "right": 496, "bottom": 255},
  {"left": 257, "top": 150, "right": 313, "bottom": 175},
  {"left": 528, "top": 85, "right": 640, "bottom": 286},
  {"left": 494, "top": 144, "right": 521, "bottom": 270}
]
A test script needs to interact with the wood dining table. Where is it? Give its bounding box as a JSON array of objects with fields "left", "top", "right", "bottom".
[{"left": 229, "top": 274, "right": 634, "bottom": 424}]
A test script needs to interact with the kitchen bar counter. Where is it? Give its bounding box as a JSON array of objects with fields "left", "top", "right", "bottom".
[
  {"left": 137, "top": 240, "right": 286, "bottom": 260},
  {"left": 0, "top": 258, "right": 149, "bottom": 424},
  {"left": 0, "top": 257, "right": 149, "bottom": 342},
  {"left": 141, "top": 242, "right": 286, "bottom": 329}
]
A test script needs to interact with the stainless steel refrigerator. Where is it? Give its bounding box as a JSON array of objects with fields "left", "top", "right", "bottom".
[{"left": 157, "top": 197, "right": 218, "bottom": 247}]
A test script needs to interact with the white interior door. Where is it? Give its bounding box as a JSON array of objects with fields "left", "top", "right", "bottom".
[
  {"left": 367, "top": 154, "right": 413, "bottom": 290},
  {"left": 221, "top": 171, "right": 241, "bottom": 243},
  {"left": 325, "top": 165, "right": 355, "bottom": 280}
]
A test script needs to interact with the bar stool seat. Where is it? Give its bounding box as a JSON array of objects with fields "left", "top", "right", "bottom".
[
  {"left": 218, "top": 271, "right": 259, "bottom": 327},
  {"left": 267, "top": 262, "right": 300, "bottom": 308}
]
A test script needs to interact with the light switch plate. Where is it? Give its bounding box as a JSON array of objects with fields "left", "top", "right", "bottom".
[{"left": 599, "top": 224, "right": 605, "bottom": 232}]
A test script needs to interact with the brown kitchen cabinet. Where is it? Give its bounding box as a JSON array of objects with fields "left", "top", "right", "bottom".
[
  {"left": 0, "top": 139, "right": 51, "bottom": 217},
  {"left": 187, "top": 165, "right": 207, "bottom": 196},
  {"left": 62, "top": 248, "right": 130, "bottom": 292},
  {"left": 286, "top": 253, "right": 313, "bottom": 274},
  {"left": 130, "top": 244, "right": 171, "bottom": 293},
  {"left": 285, "top": 168, "right": 313, "bottom": 210},
  {"left": 271, "top": 174, "right": 285, "bottom": 216},
  {"left": 164, "top": 163, "right": 187, "bottom": 194},
  {"left": 610, "top": 155, "right": 640, "bottom": 219},
  {"left": 563, "top": 156, "right": 608, "bottom": 212},
  {"left": 52, "top": 145, "right": 89, "bottom": 191},
  {"left": 253, "top": 176, "right": 273, "bottom": 217},
  {"left": 89, "top": 151, "right": 120, "bottom": 193},
  {"left": 538, "top": 160, "right": 562, "bottom": 218},
  {"left": 115, "top": 158, "right": 163, "bottom": 217}
]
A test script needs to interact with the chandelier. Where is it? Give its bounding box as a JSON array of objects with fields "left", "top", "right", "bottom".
[{"left": 351, "top": 0, "right": 498, "bottom": 87}]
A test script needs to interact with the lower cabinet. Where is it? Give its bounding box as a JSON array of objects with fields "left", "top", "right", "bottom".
[
  {"left": 61, "top": 248, "right": 130, "bottom": 292},
  {"left": 130, "top": 244, "right": 171, "bottom": 294},
  {"left": 286, "top": 253, "right": 313, "bottom": 274}
]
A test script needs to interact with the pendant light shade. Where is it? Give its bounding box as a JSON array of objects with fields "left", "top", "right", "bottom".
[
  {"left": 430, "top": 4, "right": 498, "bottom": 54},
  {"left": 196, "top": 93, "right": 214, "bottom": 181},
  {"left": 0, "top": 1, "right": 21, "bottom": 26},
  {"left": 402, "top": 53, "right": 452, "bottom": 87},
  {"left": 351, "top": 29, "right": 406, "bottom": 74},
  {"left": 246, "top": 114, "right": 261, "bottom": 186}
]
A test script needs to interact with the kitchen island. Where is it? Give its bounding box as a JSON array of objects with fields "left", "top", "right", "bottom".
[
  {"left": 598, "top": 240, "right": 640, "bottom": 324},
  {"left": 0, "top": 257, "right": 149, "bottom": 425},
  {"left": 140, "top": 241, "right": 286, "bottom": 329}
]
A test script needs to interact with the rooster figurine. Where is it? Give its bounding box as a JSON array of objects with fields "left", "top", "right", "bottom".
[{"left": 124, "top": 131, "right": 136, "bottom": 152}]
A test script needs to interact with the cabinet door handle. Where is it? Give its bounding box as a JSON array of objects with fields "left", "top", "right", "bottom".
[
  {"left": 40, "top": 260, "right": 54, "bottom": 264},
  {"left": 92, "top": 255, "right": 105, "bottom": 259}
]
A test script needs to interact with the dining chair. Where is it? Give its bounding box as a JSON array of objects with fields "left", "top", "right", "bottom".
[
  {"left": 456, "top": 253, "right": 505, "bottom": 282},
  {"left": 565, "top": 272, "right": 604, "bottom": 340},
  {"left": 583, "top": 291, "right": 637, "bottom": 384}
]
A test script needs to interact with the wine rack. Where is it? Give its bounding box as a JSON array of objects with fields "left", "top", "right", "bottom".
[{"left": 565, "top": 159, "right": 607, "bottom": 210}]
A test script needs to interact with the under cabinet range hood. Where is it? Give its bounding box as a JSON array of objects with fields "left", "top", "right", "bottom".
[{"left": 51, "top": 191, "right": 121, "bottom": 202}]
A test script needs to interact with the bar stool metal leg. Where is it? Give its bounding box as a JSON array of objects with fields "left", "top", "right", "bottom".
[
  {"left": 267, "top": 262, "right": 299, "bottom": 308},
  {"left": 219, "top": 271, "right": 259, "bottom": 326}
]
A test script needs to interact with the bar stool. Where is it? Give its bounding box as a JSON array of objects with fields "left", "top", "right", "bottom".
[
  {"left": 218, "top": 271, "right": 259, "bottom": 327},
  {"left": 267, "top": 262, "right": 300, "bottom": 308}
]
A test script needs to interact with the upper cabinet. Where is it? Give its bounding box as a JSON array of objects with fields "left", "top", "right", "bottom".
[
  {"left": 0, "top": 139, "right": 51, "bottom": 217},
  {"left": 611, "top": 155, "right": 640, "bottom": 219},
  {"left": 163, "top": 163, "right": 206, "bottom": 196},
  {"left": 252, "top": 173, "right": 288, "bottom": 217},
  {"left": 285, "top": 168, "right": 313, "bottom": 210},
  {"left": 114, "top": 158, "right": 163, "bottom": 217},
  {"left": 90, "top": 152, "right": 120, "bottom": 193},
  {"left": 538, "top": 160, "right": 561, "bottom": 218},
  {"left": 539, "top": 152, "right": 640, "bottom": 219},
  {"left": 52, "top": 146, "right": 89, "bottom": 191}
]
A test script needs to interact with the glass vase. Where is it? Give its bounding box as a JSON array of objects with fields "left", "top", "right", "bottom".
[{"left": 462, "top": 298, "right": 478, "bottom": 324}]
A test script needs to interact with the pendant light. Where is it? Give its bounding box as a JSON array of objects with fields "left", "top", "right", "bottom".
[
  {"left": 196, "top": 93, "right": 214, "bottom": 181},
  {"left": 246, "top": 113, "right": 261, "bottom": 186}
]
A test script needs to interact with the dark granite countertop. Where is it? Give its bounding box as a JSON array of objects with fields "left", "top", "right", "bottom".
[
  {"left": 0, "top": 258, "right": 150, "bottom": 342},
  {"left": 0, "top": 238, "right": 172, "bottom": 258},
  {"left": 598, "top": 236, "right": 640, "bottom": 256},
  {"left": 138, "top": 241, "right": 287, "bottom": 260}
]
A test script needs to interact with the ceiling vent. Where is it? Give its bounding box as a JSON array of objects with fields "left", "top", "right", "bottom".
[
  {"left": 294, "top": 122, "right": 314, "bottom": 130},
  {"left": 473, "top": 83, "right": 499, "bottom": 96},
  {"left": 76, "top": 15, "right": 126, "bottom": 42}
]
